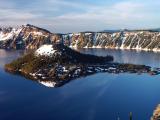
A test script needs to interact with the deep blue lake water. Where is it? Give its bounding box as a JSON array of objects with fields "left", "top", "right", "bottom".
[{"left": 0, "top": 49, "right": 160, "bottom": 120}]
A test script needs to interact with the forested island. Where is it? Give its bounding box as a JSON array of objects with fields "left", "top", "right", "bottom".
[{"left": 5, "top": 44, "right": 160, "bottom": 87}]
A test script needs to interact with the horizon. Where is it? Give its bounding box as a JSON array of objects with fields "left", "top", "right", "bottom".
[{"left": 0, "top": 0, "right": 160, "bottom": 33}]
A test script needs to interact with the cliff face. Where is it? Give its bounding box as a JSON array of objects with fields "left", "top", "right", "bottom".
[
  {"left": 0, "top": 24, "right": 61, "bottom": 49},
  {"left": 1, "top": 24, "right": 160, "bottom": 51},
  {"left": 151, "top": 104, "right": 160, "bottom": 120},
  {"left": 63, "top": 31, "right": 160, "bottom": 51}
]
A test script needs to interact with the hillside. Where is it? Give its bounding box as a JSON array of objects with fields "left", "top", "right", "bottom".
[
  {"left": 0, "top": 24, "right": 61, "bottom": 49},
  {"left": 1, "top": 24, "right": 160, "bottom": 51}
]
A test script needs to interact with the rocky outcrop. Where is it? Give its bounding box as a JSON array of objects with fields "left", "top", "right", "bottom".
[
  {"left": 62, "top": 31, "right": 160, "bottom": 51},
  {"left": 0, "top": 24, "right": 61, "bottom": 49},
  {"left": 151, "top": 104, "right": 160, "bottom": 120}
]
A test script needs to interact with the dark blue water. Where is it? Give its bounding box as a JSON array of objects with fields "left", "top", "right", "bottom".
[{"left": 0, "top": 49, "right": 160, "bottom": 120}]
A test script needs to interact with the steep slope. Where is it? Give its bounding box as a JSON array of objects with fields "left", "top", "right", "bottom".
[
  {"left": 62, "top": 31, "right": 160, "bottom": 51},
  {"left": 151, "top": 104, "right": 160, "bottom": 120},
  {"left": 0, "top": 24, "right": 61, "bottom": 49},
  {"left": 1, "top": 24, "right": 160, "bottom": 52}
]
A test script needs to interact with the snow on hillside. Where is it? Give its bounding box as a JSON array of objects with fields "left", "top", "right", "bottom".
[
  {"left": 33, "top": 31, "right": 43, "bottom": 36},
  {"left": 35, "top": 45, "right": 57, "bottom": 56},
  {"left": 38, "top": 81, "right": 56, "bottom": 87},
  {"left": 0, "top": 32, "right": 13, "bottom": 41},
  {"left": 0, "top": 28, "right": 22, "bottom": 41}
]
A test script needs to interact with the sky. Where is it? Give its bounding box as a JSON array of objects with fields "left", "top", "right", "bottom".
[{"left": 0, "top": 0, "right": 160, "bottom": 33}]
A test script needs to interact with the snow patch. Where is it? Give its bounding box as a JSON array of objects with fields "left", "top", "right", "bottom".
[
  {"left": 36, "top": 45, "right": 57, "bottom": 56},
  {"left": 0, "top": 32, "right": 13, "bottom": 41},
  {"left": 38, "top": 81, "right": 56, "bottom": 87},
  {"left": 33, "top": 31, "right": 43, "bottom": 36},
  {"left": 85, "top": 33, "right": 92, "bottom": 35},
  {"left": 0, "top": 28, "right": 22, "bottom": 41}
]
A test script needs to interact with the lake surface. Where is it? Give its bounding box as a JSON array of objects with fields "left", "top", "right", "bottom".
[{"left": 1, "top": 49, "right": 160, "bottom": 120}]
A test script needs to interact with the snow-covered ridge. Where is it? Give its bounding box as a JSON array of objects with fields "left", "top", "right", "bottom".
[
  {"left": 0, "top": 27, "right": 22, "bottom": 41},
  {"left": 62, "top": 31, "right": 160, "bottom": 52},
  {"left": 0, "top": 31, "right": 14, "bottom": 41},
  {"left": 0, "top": 24, "right": 56, "bottom": 49},
  {"left": 35, "top": 45, "right": 57, "bottom": 56},
  {"left": 0, "top": 24, "right": 46, "bottom": 42},
  {"left": 1, "top": 24, "right": 160, "bottom": 52}
]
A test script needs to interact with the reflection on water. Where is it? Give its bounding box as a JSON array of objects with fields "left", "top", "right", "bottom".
[
  {"left": 0, "top": 49, "right": 24, "bottom": 67},
  {"left": 0, "top": 49, "right": 160, "bottom": 120},
  {"left": 79, "top": 48, "right": 160, "bottom": 67}
]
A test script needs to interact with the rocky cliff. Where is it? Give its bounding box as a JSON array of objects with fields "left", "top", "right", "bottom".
[
  {"left": 1, "top": 24, "right": 160, "bottom": 51},
  {"left": 0, "top": 24, "right": 61, "bottom": 49},
  {"left": 151, "top": 104, "right": 160, "bottom": 120},
  {"left": 63, "top": 31, "right": 160, "bottom": 52}
]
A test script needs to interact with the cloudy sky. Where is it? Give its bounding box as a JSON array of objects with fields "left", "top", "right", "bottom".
[{"left": 0, "top": 0, "right": 160, "bottom": 33}]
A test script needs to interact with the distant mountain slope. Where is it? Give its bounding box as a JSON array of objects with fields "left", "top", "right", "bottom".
[
  {"left": 1, "top": 24, "right": 160, "bottom": 51},
  {"left": 0, "top": 24, "right": 61, "bottom": 49}
]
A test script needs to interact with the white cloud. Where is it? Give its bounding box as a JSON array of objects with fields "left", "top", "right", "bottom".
[
  {"left": 47, "top": 0, "right": 98, "bottom": 9},
  {"left": 0, "top": 9, "right": 36, "bottom": 20},
  {"left": 0, "top": 0, "right": 160, "bottom": 32},
  {"left": 0, "top": 0, "right": 14, "bottom": 8},
  {"left": 49, "top": 1, "right": 147, "bottom": 32}
]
